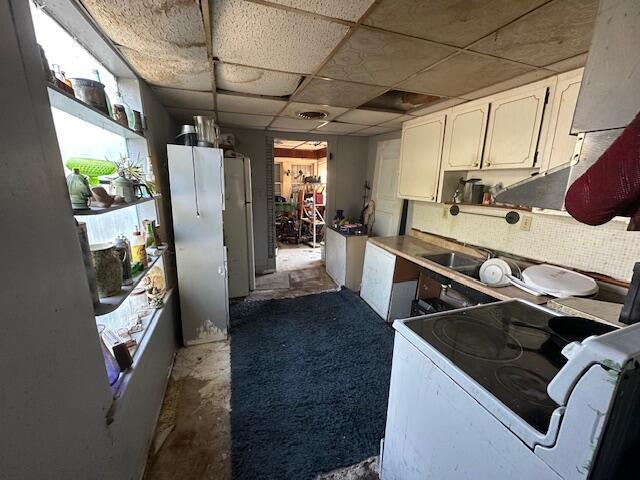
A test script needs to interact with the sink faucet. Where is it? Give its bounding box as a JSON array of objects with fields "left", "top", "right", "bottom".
[{"left": 465, "top": 244, "right": 495, "bottom": 261}]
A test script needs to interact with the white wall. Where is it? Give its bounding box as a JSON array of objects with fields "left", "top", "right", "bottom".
[{"left": 1, "top": 3, "right": 176, "bottom": 478}]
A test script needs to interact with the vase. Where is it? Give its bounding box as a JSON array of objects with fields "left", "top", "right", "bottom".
[{"left": 90, "top": 243, "right": 122, "bottom": 297}]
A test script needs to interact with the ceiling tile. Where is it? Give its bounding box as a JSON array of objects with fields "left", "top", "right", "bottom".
[
  {"left": 82, "top": 0, "right": 210, "bottom": 90},
  {"left": 314, "top": 122, "right": 367, "bottom": 134},
  {"left": 459, "top": 69, "right": 553, "bottom": 100},
  {"left": 398, "top": 52, "right": 534, "bottom": 97},
  {"left": 215, "top": 64, "right": 301, "bottom": 96},
  {"left": 212, "top": 0, "right": 349, "bottom": 74},
  {"left": 218, "top": 112, "right": 273, "bottom": 128},
  {"left": 319, "top": 28, "right": 455, "bottom": 86},
  {"left": 378, "top": 114, "right": 414, "bottom": 127},
  {"left": 364, "top": 0, "right": 548, "bottom": 47},
  {"left": 152, "top": 87, "right": 214, "bottom": 110},
  {"left": 168, "top": 108, "right": 217, "bottom": 125},
  {"left": 336, "top": 109, "right": 402, "bottom": 126},
  {"left": 281, "top": 102, "right": 348, "bottom": 121},
  {"left": 267, "top": 0, "right": 374, "bottom": 21},
  {"left": 469, "top": 0, "right": 598, "bottom": 67},
  {"left": 543, "top": 53, "right": 588, "bottom": 73},
  {"left": 408, "top": 97, "right": 467, "bottom": 116},
  {"left": 294, "top": 78, "right": 386, "bottom": 108},
  {"left": 270, "top": 117, "right": 326, "bottom": 131},
  {"left": 216, "top": 93, "right": 287, "bottom": 115},
  {"left": 351, "top": 125, "right": 398, "bottom": 136}
]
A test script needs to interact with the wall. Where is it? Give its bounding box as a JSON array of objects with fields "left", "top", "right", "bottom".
[
  {"left": 274, "top": 157, "right": 318, "bottom": 199},
  {"left": 0, "top": 3, "right": 176, "bottom": 478},
  {"left": 220, "top": 127, "right": 368, "bottom": 273},
  {"left": 409, "top": 202, "right": 639, "bottom": 282}
]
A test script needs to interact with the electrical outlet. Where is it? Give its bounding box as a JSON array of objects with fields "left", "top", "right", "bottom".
[{"left": 521, "top": 215, "right": 533, "bottom": 231}]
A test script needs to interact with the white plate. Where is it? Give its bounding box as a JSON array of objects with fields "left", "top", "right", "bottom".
[
  {"left": 522, "top": 264, "right": 598, "bottom": 297},
  {"left": 479, "top": 258, "right": 512, "bottom": 287}
]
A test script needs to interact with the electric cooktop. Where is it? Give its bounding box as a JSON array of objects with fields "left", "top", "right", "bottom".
[{"left": 405, "top": 301, "right": 571, "bottom": 433}]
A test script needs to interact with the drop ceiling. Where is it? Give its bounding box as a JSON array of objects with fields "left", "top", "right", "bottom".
[{"left": 81, "top": 0, "right": 599, "bottom": 137}]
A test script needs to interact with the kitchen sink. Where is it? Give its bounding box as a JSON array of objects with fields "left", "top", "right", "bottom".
[{"left": 421, "top": 252, "right": 482, "bottom": 276}]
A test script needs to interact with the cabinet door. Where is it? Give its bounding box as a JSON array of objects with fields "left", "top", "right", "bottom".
[
  {"left": 483, "top": 83, "right": 548, "bottom": 169},
  {"left": 442, "top": 102, "right": 489, "bottom": 171},
  {"left": 540, "top": 69, "right": 583, "bottom": 172},
  {"left": 325, "top": 228, "right": 346, "bottom": 287},
  {"left": 398, "top": 113, "right": 446, "bottom": 201},
  {"left": 360, "top": 242, "right": 396, "bottom": 319}
]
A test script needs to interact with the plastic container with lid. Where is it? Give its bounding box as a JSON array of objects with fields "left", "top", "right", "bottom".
[{"left": 131, "top": 226, "right": 148, "bottom": 268}]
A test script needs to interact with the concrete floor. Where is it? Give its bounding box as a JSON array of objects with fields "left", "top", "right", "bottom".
[
  {"left": 247, "top": 243, "right": 338, "bottom": 301},
  {"left": 145, "top": 247, "right": 377, "bottom": 480}
]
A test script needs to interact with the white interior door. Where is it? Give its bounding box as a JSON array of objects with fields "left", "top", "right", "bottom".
[{"left": 372, "top": 138, "right": 402, "bottom": 237}]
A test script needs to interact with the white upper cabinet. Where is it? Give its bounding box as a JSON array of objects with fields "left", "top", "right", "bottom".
[
  {"left": 540, "top": 68, "right": 583, "bottom": 173},
  {"left": 442, "top": 101, "right": 489, "bottom": 171},
  {"left": 482, "top": 80, "right": 551, "bottom": 169},
  {"left": 398, "top": 113, "right": 446, "bottom": 201}
]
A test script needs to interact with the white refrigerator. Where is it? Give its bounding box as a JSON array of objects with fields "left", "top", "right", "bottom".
[
  {"left": 167, "top": 145, "right": 229, "bottom": 345},
  {"left": 223, "top": 155, "right": 255, "bottom": 298}
]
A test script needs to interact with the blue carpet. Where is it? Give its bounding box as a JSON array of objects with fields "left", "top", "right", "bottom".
[{"left": 230, "top": 289, "right": 394, "bottom": 480}]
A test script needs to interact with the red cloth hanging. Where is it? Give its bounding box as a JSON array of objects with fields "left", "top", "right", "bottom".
[{"left": 565, "top": 111, "right": 640, "bottom": 230}]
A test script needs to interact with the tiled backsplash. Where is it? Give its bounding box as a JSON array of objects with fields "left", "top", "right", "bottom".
[{"left": 409, "top": 202, "right": 639, "bottom": 282}]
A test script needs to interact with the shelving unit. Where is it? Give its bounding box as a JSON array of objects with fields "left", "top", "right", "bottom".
[
  {"left": 74, "top": 195, "right": 159, "bottom": 216},
  {"left": 94, "top": 252, "right": 164, "bottom": 316},
  {"left": 298, "top": 182, "right": 326, "bottom": 248},
  {"left": 47, "top": 84, "right": 145, "bottom": 140}
]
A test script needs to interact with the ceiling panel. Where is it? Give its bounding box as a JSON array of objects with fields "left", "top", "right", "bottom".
[
  {"left": 469, "top": 0, "right": 598, "bottom": 67},
  {"left": 82, "top": 0, "right": 210, "bottom": 90},
  {"left": 399, "top": 52, "right": 534, "bottom": 97},
  {"left": 152, "top": 87, "right": 214, "bottom": 110},
  {"left": 266, "top": 0, "right": 375, "bottom": 21},
  {"left": 212, "top": 0, "right": 349, "bottom": 74},
  {"left": 364, "top": 0, "right": 548, "bottom": 47},
  {"left": 350, "top": 125, "right": 398, "bottom": 136},
  {"left": 218, "top": 112, "right": 273, "bottom": 128},
  {"left": 270, "top": 117, "right": 326, "bottom": 131},
  {"left": 459, "top": 69, "right": 553, "bottom": 100},
  {"left": 313, "top": 122, "right": 367, "bottom": 134},
  {"left": 216, "top": 93, "right": 287, "bottom": 115},
  {"left": 407, "top": 97, "right": 466, "bottom": 116},
  {"left": 543, "top": 53, "right": 589, "bottom": 73},
  {"left": 281, "top": 102, "right": 348, "bottom": 121},
  {"left": 319, "top": 28, "right": 456, "bottom": 86},
  {"left": 168, "top": 108, "right": 216, "bottom": 125},
  {"left": 378, "top": 114, "right": 414, "bottom": 127},
  {"left": 215, "top": 64, "right": 301, "bottom": 96},
  {"left": 336, "top": 108, "right": 403, "bottom": 125},
  {"left": 294, "top": 78, "right": 386, "bottom": 108}
]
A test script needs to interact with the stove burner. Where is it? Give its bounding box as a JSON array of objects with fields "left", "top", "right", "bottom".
[
  {"left": 432, "top": 316, "right": 523, "bottom": 362},
  {"left": 495, "top": 366, "right": 556, "bottom": 407}
]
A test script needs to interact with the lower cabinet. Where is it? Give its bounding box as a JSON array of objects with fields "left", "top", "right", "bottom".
[
  {"left": 360, "top": 242, "right": 420, "bottom": 321},
  {"left": 325, "top": 228, "right": 368, "bottom": 291}
]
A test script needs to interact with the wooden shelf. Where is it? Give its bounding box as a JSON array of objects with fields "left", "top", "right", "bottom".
[
  {"left": 95, "top": 252, "right": 164, "bottom": 316},
  {"left": 73, "top": 195, "right": 159, "bottom": 216},
  {"left": 47, "top": 84, "right": 145, "bottom": 140}
]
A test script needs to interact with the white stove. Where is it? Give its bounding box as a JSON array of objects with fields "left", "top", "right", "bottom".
[{"left": 380, "top": 300, "right": 639, "bottom": 480}]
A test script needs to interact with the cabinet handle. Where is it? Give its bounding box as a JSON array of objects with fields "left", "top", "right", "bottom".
[
  {"left": 473, "top": 162, "right": 479, "bottom": 167},
  {"left": 486, "top": 161, "right": 492, "bottom": 167}
]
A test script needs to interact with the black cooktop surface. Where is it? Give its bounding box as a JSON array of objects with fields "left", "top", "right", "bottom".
[{"left": 405, "top": 301, "right": 569, "bottom": 433}]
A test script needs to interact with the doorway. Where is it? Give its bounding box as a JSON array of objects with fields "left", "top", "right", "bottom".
[
  {"left": 249, "top": 139, "right": 335, "bottom": 299},
  {"left": 274, "top": 138, "right": 327, "bottom": 269}
]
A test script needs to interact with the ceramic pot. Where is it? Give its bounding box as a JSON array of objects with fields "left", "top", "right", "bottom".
[
  {"left": 111, "top": 172, "right": 136, "bottom": 203},
  {"left": 90, "top": 243, "right": 122, "bottom": 297},
  {"left": 66, "top": 168, "right": 92, "bottom": 209},
  {"left": 70, "top": 78, "right": 108, "bottom": 114}
]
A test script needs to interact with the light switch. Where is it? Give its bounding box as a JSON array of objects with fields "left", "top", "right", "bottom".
[{"left": 521, "top": 216, "right": 533, "bottom": 231}]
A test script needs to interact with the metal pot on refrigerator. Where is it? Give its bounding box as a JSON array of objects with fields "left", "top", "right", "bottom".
[{"left": 194, "top": 115, "right": 220, "bottom": 147}]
